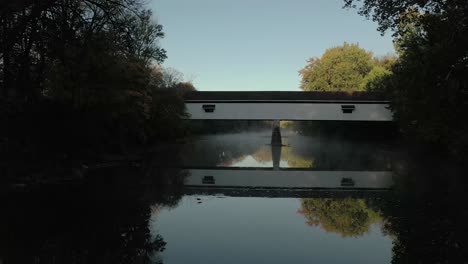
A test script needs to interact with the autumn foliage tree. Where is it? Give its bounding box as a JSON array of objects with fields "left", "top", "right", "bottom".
[
  {"left": 299, "top": 43, "right": 392, "bottom": 92},
  {"left": 0, "top": 0, "right": 194, "bottom": 178}
]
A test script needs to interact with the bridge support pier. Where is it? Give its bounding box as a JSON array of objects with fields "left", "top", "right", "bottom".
[
  {"left": 271, "top": 120, "right": 282, "bottom": 146},
  {"left": 271, "top": 145, "right": 282, "bottom": 171}
]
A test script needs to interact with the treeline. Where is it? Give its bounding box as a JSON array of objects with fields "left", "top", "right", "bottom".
[
  {"left": 299, "top": 0, "right": 468, "bottom": 158},
  {"left": 345, "top": 0, "right": 468, "bottom": 158},
  {"left": 0, "top": 0, "right": 194, "bottom": 179}
]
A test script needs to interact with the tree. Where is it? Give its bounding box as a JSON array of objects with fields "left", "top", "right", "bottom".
[
  {"left": 0, "top": 0, "right": 166, "bottom": 101},
  {"left": 160, "top": 67, "right": 184, "bottom": 89},
  {"left": 299, "top": 43, "right": 375, "bottom": 91},
  {"left": 0, "top": 0, "right": 190, "bottom": 179},
  {"left": 298, "top": 198, "right": 382, "bottom": 237},
  {"left": 173, "top": 82, "right": 197, "bottom": 95},
  {"left": 360, "top": 66, "right": 392, "bottom": 91},
  {"left": 344, "top": 0, "right": 468, "bottom": 156},
  {"left": 374, "top": 55, "right": 397, "bottom": 71}
]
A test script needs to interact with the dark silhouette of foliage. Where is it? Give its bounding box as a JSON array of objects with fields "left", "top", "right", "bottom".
[
  {"left": 0, "top": 163, "right": 187, "bottom": 263},
  {"left": 344, "top": 0, "right": 468, "bottom": 157},
  {"left": 173, "top": 82, "right": 197, "bottom": 95},
  {"left": 0, "top": 0, "right": 194, "bottom": 179},
  {"left": 379, "top": 153, "right": 468, "bottom": 263}
]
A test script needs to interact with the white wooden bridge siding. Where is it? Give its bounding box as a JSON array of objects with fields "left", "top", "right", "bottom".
[
  {"left": 185, "top": 102, "right": 392, "bottom": 121},
  {"left": 185, "top": 169, "right": 393, "bottom": 189}
]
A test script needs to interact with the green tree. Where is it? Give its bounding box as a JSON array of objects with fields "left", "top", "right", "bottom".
[
  {"left": 360, "top": 66, "right": 392, "bottom": 91},
  {"left": 344, "top": 0, "right": 468, "bottom": 156},
  {"left": 374, "top": 55, "right": 398, "bottom": 71},
  {"left": 299, "top": 43, "right": 375, "bottom": 91},
  {"left": 299, "top": 198, "right": 382, "bottom": 237}
]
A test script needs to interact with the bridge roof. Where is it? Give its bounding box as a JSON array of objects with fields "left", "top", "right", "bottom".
[{"left": 184, "top": 91, "right": 388, "bottom": 103}]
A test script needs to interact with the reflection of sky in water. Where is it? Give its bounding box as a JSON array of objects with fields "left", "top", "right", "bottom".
[
  {"left": 150, "top": 196, "right": 392, "bottom": 264},
  {"left": 228, "top": 155, "right": 290, "bottom": 168},
  {"left": 181, "top": 131, "right": 394, "bottom": 170}
]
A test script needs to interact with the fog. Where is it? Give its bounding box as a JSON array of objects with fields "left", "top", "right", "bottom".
[{"left": 179, "top": 121, "right": 399, "bottom": 170}]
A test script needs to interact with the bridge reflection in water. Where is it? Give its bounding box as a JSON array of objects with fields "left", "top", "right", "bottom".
[
  {"left": 182, "top": 167, "right": 393, "bottom": 198},
  {"left": 153, "top": 167, "right": 394, "bottom": 263},
  {"left": 185, "top": 168, "right": 392, "bottom": 189},
  {"left": 181, "top": 140, "right": 393, "bottom": 194}
]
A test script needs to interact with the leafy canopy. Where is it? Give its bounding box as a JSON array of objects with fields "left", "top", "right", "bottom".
[
  {"left": 299, "top": 43, "right": 392, "bottom": 92},
  {"left": 344, "top": 0, "right": 468, "bottom": 156},
  {"left": 0, "top": 0, "right": 195, "bottom": 173}
]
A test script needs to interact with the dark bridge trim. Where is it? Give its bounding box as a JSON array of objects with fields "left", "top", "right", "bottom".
[
  {"left": 184, "top": 91, "right": 389, "bottom": 102},
  {"left": 186, "top": 100, "right": 390, "bottom": 104}
]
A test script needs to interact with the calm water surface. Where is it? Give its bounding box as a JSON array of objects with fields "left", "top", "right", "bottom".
[
  {"left": 151, "top": 195, "right": 392, "bottom": 264},
  {"left": 2, "top": 129, "right": 468, "bottom": 263}
]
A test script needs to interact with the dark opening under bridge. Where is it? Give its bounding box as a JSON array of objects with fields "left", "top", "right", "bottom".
[{"left": 183, "top": 91, "right": 393, "bottom": 145}]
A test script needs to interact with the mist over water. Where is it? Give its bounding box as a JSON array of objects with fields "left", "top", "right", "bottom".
[{"left": 180, "top": 122, "right": 397, "bottom": 170}]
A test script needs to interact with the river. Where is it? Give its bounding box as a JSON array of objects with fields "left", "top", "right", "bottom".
[{"left": 2, "top": 126, "right": 467, "bottom": 263}]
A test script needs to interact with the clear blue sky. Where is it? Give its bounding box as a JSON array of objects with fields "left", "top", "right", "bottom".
[{"left": 149, "top": 0, "right": 395, "bottom": 91}]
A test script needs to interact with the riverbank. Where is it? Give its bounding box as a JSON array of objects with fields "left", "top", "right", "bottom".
[{"left": 0, "top": 139, "right": 190, "bottom": 195}]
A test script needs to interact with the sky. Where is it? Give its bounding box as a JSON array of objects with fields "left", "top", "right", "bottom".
[{"left": 149, "top": 0, "right": 395, "bottom": 91}]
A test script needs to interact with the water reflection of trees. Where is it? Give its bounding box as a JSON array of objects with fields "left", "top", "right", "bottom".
[
  {"left": 287, "top": 134, "right": 394, "bottom": 170},
  {"left": 180, "top": 132, "right": 269, "bottom": 167},
  {"left": 181, "top": 130, "right": 393, "bottom": 170},
  {"left": 251, "top": 146, "right": 314, "bottom": 168},
  {"left": 379, "top": 155, "right": 468, "bottom": 263},
  {"left": 0, "top": 162, "right": 186, "bottom": 263},
  {"left": 298, "top": 198, "right": 382, "bottom": 237},
  {"left": 181, "top": 132, "right": 317, "bottom": 168},
  {"left": 296, "top": 153, "right": 468, "bottom": 262}
]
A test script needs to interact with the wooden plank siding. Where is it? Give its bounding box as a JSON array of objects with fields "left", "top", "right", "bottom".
[{"left": 184, "top": 92, "right": 393, "bottom": 121}]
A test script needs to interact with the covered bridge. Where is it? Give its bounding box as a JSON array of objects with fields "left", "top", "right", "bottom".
[{"left": 183, "top": 91, "right": 392, "bottom": 121}]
